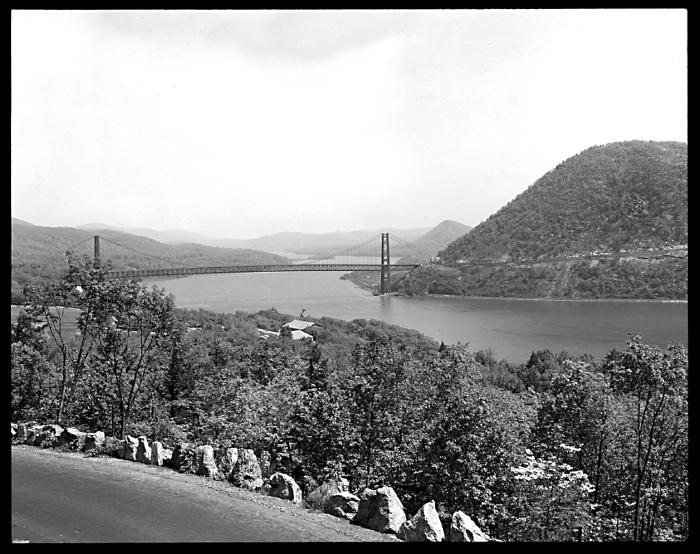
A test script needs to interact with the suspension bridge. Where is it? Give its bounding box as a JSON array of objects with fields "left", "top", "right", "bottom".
[{"left": 68, "top": 233, "right": 428, "bottom": 294}]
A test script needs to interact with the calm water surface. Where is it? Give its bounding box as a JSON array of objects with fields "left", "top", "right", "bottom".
[{"left": 148, "top": 271, "right": 687, "bottom": 363}]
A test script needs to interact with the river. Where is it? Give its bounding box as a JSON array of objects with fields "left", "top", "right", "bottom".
[{"left": 146, "top": 259, "right": 687, "bottom": 363}]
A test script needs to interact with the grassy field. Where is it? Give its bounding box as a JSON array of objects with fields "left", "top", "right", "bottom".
[{"left": 11, "top": 305, "right": 82, "bottom": 337}]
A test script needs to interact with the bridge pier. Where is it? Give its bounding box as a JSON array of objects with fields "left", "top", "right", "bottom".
[{"left": 380, "top": 233, "right": 391, "bottom": 294}]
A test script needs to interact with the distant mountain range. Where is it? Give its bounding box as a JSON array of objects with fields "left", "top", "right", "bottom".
[
  {"left": 75, "top": 223, "right": 464, "bottom": 258},
  {"left": 11, "top": 220, "right": 289, "bottom": 299}
]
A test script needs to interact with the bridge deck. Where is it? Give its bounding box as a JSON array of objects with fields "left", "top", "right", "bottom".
[{"left": 107, "top": 263, "right": 420, "bottom": 279}]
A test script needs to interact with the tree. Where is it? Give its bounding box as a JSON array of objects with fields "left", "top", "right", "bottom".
[
  {"left": 600, "top": 335, "right": 688, "bottom": 541},
  {"left": 90, "top": 279, "right": 176, "bottom": 438},
  {"left": 21, "top": 258, "right": 107, "bottom": 425}
]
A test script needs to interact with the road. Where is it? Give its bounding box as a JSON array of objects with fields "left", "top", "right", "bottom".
[{"left": 11, "top": 445, "right": 398, "bottom": 543}]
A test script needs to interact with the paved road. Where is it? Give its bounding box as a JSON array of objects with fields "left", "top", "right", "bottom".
[{"left": 11, "top": 446, "right": 397, "bottom": 543}]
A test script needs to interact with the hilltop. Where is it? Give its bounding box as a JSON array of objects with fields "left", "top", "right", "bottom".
[
  {"left": 399, "top": 220, "right": 472, "bottom": 263},
  {"left": 398, "top": 141, "right": 687, "bottom": 299},
  {"left": 11, "top": 221, "right": 289, "bottom": 301}
]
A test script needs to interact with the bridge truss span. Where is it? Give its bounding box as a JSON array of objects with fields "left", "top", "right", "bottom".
[{"left": 107, "top": 263, "right": 420, "bottom": 279}]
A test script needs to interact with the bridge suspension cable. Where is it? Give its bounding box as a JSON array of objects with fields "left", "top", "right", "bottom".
[
  {"left": 97, "top": 236, "right": 190, "bottom": 269},
  {"left": 388, "top": 234, "right": 435, "bottom": 261}
]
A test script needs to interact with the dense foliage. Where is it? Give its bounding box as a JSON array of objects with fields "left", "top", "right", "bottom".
[
  {"left": 11, "top": 261, "right": 688, "bottom": 541},
  {"left": 397, "top": 257, "right": 687, "bottom": 299}
]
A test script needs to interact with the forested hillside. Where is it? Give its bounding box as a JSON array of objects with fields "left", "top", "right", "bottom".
[
  {"left": 11, "top": 220, "right": 289, "bottom": 301},
  {"left": 440, "top": 141, "right": 687, "bottom": 263},
  {"left": 397, "top": 141, "right": 688, "bottom": 300}
]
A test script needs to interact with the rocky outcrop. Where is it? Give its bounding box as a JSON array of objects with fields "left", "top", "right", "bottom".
[
  {"left": 168, "top": 443, "right": 198, "bottom": 474},
  {"left": 121, "top": 435, "right": 139, "bottom": 461},
  {"left": 268, "top": 472, "right": 303, "bottom": 504},
  {"left": 305, "top": 478, "right": 350, "bottom": 511},
  {"left": 11, "top": 423, "right": 17, "bottom": 439},
  {"left": 449, "top": 511, "right": 490, "bottom": 542},
  {"left": 83, "top": 431, "right": 106, "bottom": 453},
  {"left": 196, "top": 445, "right": 219, "bottom": 477},
  {"left": 325, "top": 491, "right": 360, "bottom": 520},
  {"left": 228, "top": 449, "right": 263, "bottom": 490},
  {"left": 398, "top": 500, "right": 445, "bottom": 542},
  {"left": 354, "top": 486, "right": 407, "bottom": 534},
  {"left": 136, "top": 436, "right": 152, "bottom": 464},
  {"left": 57, "top": 427, "right": 87, "bottom": 451}
]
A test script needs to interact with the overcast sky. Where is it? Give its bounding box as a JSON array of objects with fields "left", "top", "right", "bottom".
[{"left": 11, "top": 9, "right": 687, "bottom": 239}]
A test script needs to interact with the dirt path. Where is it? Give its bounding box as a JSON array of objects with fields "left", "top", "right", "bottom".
[{"left": 11, "top": 445, "right": 400, "bottom": 543}]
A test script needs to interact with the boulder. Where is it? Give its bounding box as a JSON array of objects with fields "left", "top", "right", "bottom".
[
  {"left": 449, "top": 511, "right": 490, "bottom": 542},
  {"left": 121, "top": 435, "right": 139, "bottom": 461},
  {"left": 35, "top": 424, "right": 64, "bottom": 448},
  {"left": 103, "top": 436, "right": 122, "bottom": 457},
  {"left": 325, "top": 491, "right": 360, "bottom": 520},
  {"left": 305, "top": 478, "right": 350, "bottom": 511},
  {"left": 268, "top": 472, "right": 303, "bottom": 504},
  {"left": 83, "top": 431, "right": 106, "bottom": 453},
  {"left": 168, "top": 443, "right": 198, "bottom": 474},
  {"left": 228, "top": 448, "right": 263, "bottom": 490},
  {"left": 25, "top": 424, "right": 44, "bottom": 446},
  {"left": 11, "top": 423, "right": 17, "bottom": 438},
  {"left": 196, "top": 445, "right": 219, "bottom": 477},
  {"left": 57, "top": 427, "right": 87, "bottom": 450},
  {"left": 151, "top": 441, "right": 166, "bottom": 466},
  {"left": 214, "top": 447, "right": 238, "bottom": 480},
  {"left": 354, "top": 486, "right": 407, "bottom": 534},
  {"left": 398, "top": 500, "right": 445, "bottom": 542},
  {"left": 136, "top": 436, "right": 152, "bottom": 464}
]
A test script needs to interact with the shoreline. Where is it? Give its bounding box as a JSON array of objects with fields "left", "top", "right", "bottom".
[{"left": 340, "top": 273, "right": 687, "bottom": 304}]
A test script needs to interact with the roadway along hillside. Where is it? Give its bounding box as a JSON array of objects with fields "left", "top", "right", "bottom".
[{"left": 11, "top": 446, "right": 399, "bottom": 543}]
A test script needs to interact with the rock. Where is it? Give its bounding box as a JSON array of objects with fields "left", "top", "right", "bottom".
[
  {"left": 35, "top": 425, "right": 64, "bottom": 448},
  {"left": 136, "top": 436, "right": 152, "bottom": 463},
  {"left": 354, "top": 486, "right": 407, "bottom": 534},
  {"left": 398, "top": 500, "right": 445, "bottom": 542},
  {"left": 25, "top": 424, "right": 44, "bottom": 446},
  {"left": 11, "top": 423, "right": 17, "bottom": 438},
  {"left": 228, "top": 448, "right": 263, "bottom": 490},
  {"left": 268, "top": 472, "right": 303, "bottom": 504},
  {"left": 103, "top": 436, "right": 122, "bottom": 457},
  {"left": 305, "top": 478, "right": 350, "bottom": 510},
  {"left": 449, "top": 511, "right": 490, "bottom": 542},
  {"left": 213, "top": 447, "right": 238, "bottom": 480},
  {"left": 83, "top": 431, "right": 106, "bottom": 453},
  {"left": 150, "top": 441, "right": 165, "bottom": 466},
  {"left": 57, "top": 427, "right": 87, "bottom": 450},
  {"left": 121, "top": 435, "right": 139, "bottom": 461},
  {"left": 325, "top": 491, "right": 360, "bottom": 520},
  {"left": 196, "top": 445, "right": 219, "bottom": 477},
  {"left": 259, "top": 450, "right": 271, "bottom": 478},
  {"left": 168, "top": 443, "right": 198, "bottom": 473}
]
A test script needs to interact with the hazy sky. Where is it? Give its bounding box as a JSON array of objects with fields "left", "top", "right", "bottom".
[{"left": 11, "top": 9, "right": 687, "bottom": 239}]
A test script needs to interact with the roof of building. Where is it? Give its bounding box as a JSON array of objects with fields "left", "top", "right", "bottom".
[
  {"left": 283, "top": 319, "right": 316, "bottom": 331},
  {"left": 290, "top": 330, "right": 314, "bottom": 341}
]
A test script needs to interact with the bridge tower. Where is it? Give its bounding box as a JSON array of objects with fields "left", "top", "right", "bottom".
[
  {"left": 93, "top": 235, "right": 101, "bottom": 267},
  {"left": 380, "top": 232, "right": 391, "bottom": 294}
]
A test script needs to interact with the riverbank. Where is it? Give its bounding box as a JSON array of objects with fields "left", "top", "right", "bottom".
[{"left": 339, "top": 271, "right": 688, "bottom": 303}]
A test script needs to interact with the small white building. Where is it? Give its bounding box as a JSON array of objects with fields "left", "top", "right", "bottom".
[{"left": 282, "top": 319, "right": 317, "bottom": 331}]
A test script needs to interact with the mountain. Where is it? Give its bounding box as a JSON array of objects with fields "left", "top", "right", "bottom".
[
  {"left": 400, "top": 220, "right": 472, "bottom": 262},
  {"left": 398, "top": 141, "right": 687, "bottom": 299},
  {"left": 77, "top": 223, "right": 216, "bottom": 246},
  {"left": 440, "top": 141, "right": 687, "bottom": 263},
  {"left": 11, "top": 222, "right": 290, "bottom": 301}
]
